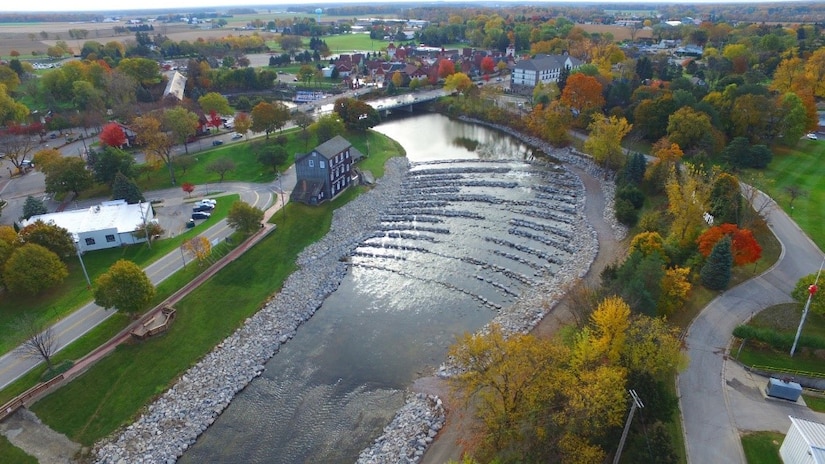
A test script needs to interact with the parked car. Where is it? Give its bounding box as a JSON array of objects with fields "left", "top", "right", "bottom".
[
  {"left": 212, "top": 140, "right": 224, "bottom": 146},
  {"left": 185, "top": 219, "right": 196, "bottom": 229},
  {"left": 198, "top": 199, "right": 217, "bottom": 207},
  {"left": 193, "top": 204, "right": 214, "bottom": 212},
  {"left": 192, "top": 211, "right": 211, "bottom": 220},
  {"left": 806, "top": 133, "right": 818, "bottom": 140},
  {"left": 231, "top": 133, "right": 243, "bottom": 140}
]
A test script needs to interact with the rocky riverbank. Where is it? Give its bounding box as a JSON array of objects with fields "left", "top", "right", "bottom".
[{"left": 94, "top": 128, "right": 621, "bottom": 463}]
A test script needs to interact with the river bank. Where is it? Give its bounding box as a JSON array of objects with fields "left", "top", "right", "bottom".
[{"left": 93, "top": 117, "right": 623, "bottom": 463}]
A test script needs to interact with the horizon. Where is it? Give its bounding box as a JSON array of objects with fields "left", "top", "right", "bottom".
[{"left": 0, "top": 0, "right": 786, "bottom": 14}]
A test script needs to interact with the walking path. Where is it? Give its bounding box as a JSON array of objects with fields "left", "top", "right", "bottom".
[
  {"left": 0, "top": 173, "right": 295, "bottom": 392},
  {"left": 679, "top": 187, "right": 825, "bottom": 463}
]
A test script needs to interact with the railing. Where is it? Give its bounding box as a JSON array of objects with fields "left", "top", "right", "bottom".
[
  {"left": 0, "top": 374, "right": 65, "bottom": 422},
  {"left": 748, "top": 364, "right": 825, "bottom": 380}
]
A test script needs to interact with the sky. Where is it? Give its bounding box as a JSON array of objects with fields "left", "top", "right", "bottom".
[{"left": 0, "top": 0, "right": 769, "bottom": 14}]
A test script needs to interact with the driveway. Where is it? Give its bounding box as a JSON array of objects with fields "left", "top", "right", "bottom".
[{"left": 679, "top": 188, "right": 825, "bottom": 463}]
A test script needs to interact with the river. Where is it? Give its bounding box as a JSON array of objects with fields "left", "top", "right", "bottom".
[{"left": 180, "top": 113, "right": 581, "bottom": 463}]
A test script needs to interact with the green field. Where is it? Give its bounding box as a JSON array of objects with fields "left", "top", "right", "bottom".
[
  {"left": 749, "top": 139, "right": 825, "bottom": 250},
  {"left": 741, "top": 431, "right": 784, "bottom": 464},
  {"left": 0, "top": 435, "right": 36, "bottom": 464}
]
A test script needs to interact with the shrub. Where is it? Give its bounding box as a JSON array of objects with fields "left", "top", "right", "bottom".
[
  {"left": 733, "top": 325, "right": 825, "bottom": 352},
  {"left": 617, "top": 185, "right": 645, "bottom": 209},
  {"left": 615, "top": 198, "right": 639, "bottom": 226}
]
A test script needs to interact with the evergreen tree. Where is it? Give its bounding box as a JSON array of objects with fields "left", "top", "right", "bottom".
[
  {"left": 22, "top": 195, "right": 48, "bottom": 220},
  {"left": 700, "top": 235, "right": 732, "bottom": 290},
  {"left": 111, "top": 172, "right": 145, "bottom": 204},
  {"left": 622, "top": 153, "right": 647, "bottom": 186}
]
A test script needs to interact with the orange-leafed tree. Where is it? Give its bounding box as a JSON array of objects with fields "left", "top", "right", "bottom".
[
  {"left": 438, "top": 59, "right": 455, "bottom": 78},
  {"left": 697, "top": 223, "right": 762, "bottom": 266},
  {"left": 560, "top": 73, "right": 604, "bottom": 115},
  {"left": 182, "top": 235, "right": 212, "bottom": 265},
  {"left": 182, "top": 182, "right": 195, "bottom": 198},
  {"left": 99, "top": 122, "right": 126, "bottom": 148},
  {"left": 480, "top": 56, "right": 495, "bottom": 74}
]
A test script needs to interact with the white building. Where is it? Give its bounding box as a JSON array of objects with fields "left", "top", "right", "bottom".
[
  {"left": 511, "top": 53, "right": 583, "bottom": 91},
  {"left": 163, "top": 71, "right": 187, "bottom": 101},
  {"left": 780, "top": 416, "right": 825, "bottom": 464},
  {"left": 21, "top": 200, "right": 155, "bottom": 252}
]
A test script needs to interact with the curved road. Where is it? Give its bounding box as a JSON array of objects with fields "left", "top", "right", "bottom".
[
  {"left": 0, "top": 174, "right": 295, "bottom": 391},
  {"left": 679, "top": 187, "right": 825, "bottom": 463}
]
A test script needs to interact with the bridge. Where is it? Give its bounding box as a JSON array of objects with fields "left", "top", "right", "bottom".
[{"left": 365, "top": 89, "right": 453, "bottom": 117}]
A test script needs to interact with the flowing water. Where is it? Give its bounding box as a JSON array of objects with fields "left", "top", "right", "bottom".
[{"left": 181, "top": 113, "right": 581, "bottom": 463}]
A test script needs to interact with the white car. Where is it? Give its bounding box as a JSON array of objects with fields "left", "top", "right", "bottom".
[
  {"left": 198, "top": 199, "right": 217, "bottom": 207},
  {"left": 231, "top": 133, "right": 243, "bottom": 140},
  {"left": 806, "top": 133, "right": 818, "bottom": 140}
]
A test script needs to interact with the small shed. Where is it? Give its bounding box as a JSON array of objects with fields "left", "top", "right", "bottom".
[
  {"left": 767, "top": 377, "right": 803, "bottom": 402},
  {"left": 780, "top": 416, "right": 825, "bottom": 464}
]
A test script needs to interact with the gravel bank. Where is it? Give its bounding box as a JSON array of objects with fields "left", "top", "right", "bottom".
[{"left": 94, "top": 126, "right": 623, "bottom": 463}]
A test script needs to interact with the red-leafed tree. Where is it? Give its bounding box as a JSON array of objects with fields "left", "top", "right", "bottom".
[
  {"left": 208, "top": 110, "right": 222, "bottom": 132},
  {"left": 182, "top": 182, "right": 195, "bottom": 197},
  {"left": 481, "top": 56, "right": 495, "bottom": 74},
  {"left": 100, "top": 122, "right": 127, "bottom": 148},
  {"left": 438, "top": 59, "right": 455, "bottom": 78},
  {"left": 697, "top": 223, "right": 762, "bottom": 266},
  {"left": 560, "top": 73, "right": 605, "bottom": 115}
]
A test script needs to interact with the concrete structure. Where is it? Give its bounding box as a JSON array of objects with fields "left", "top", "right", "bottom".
[
  {"left": 511, "top": 53, "right": 583, "bottom": 92},
  {"left": 21, "top": 200, "right": 155, "bottom": 252},
  {"left": 780, "top": 416, "right": 825, "bottom": 464},
  {"left": 291, "top": 136, "right": 363, "bottom": 205}
]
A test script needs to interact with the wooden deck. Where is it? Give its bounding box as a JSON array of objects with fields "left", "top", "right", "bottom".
[{"left": 130, "top": 306, "right": 176, "bottom": 340}]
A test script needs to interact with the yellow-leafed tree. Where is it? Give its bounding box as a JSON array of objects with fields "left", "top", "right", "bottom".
[{"left": 182, "top": 236, "right": 212, "bottom": 266}]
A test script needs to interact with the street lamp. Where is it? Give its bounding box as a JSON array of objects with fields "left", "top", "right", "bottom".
[
  {"left": 791, "top": 257, "right": 825, "bottom": 356},
  {"left": 139, "top": 201, "right": 152, "bottom": 249},
  {"left": 74, "top": 238, "right": 92, "bottom": 288}
]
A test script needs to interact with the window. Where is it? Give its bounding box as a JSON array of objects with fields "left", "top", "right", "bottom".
[
  {"left": 345, "top": 150, "right": 350, "bottom": 159},
  {"left": 320, "top": 160, "right": 325, "bottom": 169},
  {"left": 85, "top": 238, "right": 96, "bottom": 246},
  {"left": 105, "top": 234, "right": 116, "bottom": 243},
  {"left": 330, "top": 173, "right": 334, "bottom": 181},
  {"left": 309, "top": 159, "right": 314, "bottom": 168}
]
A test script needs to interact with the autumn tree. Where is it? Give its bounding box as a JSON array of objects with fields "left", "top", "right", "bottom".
[
  {"left": 524, "top": 101, "right": 572, "bottom": 146},
  {"left": 333, "top": 97, "right": 380, "bottom": 132},
  {"left": 560, "top": 73, "right": 604, "bottom": 117},
  {"left": 437, "top": 59, "right": 455, "bottom": 78},
  {"left": 480, "top": 55, "right": 495, "bottom": 74},
  {"left": 17, "top": 220, "right": 74, "bottom": 259},
  {"left": 665, "top": 165, "right": 711, "bottom": 246},
  {"left": 164, "top": 106, "right": 199, "bottom": 155},
  {"left": 198, "top": 92, "right": 232, "bottom": 116},
  {"left": 0, "top": 83, "right": 29, "bottom": 125},
  {"left": 584, "top": 114, "right": 631, "bottom": 170},
  {"left": 666, "top": 107, "right": 713, "bottom": 154},
  {"left": 0, "top": 127, "right": 37, "bottom": 171},
  {"left": 658, "top": 267, "right": 692, "bottom": 317},
  {"left": 182, "top": 236, "right": 212, "bottom": 266},
  {"left": 227, "top": 200, "right": 264, "bottom": 235},
  {"left": 233, "top": 111, "right": 251, "bottom": 138},
  {"left": 251, "top": 101, "right": 290, "bottom": 139},
  {"left": 709, "top": 173, "right": 742, "bottom": 225},
  {"left": 182, "top": 182, "right": 195, "bottom": 198},
  {"left": 391, "top": 71, "right": 403, "bottom": 88},
  {"left": 93, "top": 259, "right": 155, "bottom": 314},
  {"left": 206, "top": 158, "right": 235, "bottom": 182},
  {"left": 32, "top": 148, "right": 62, "bottom": 174},
  {"left": 697, "top": 223, "right": 762, "bottom": 267},
  {"left": 3, "top": 244, "right": 68, "bottom": 294},
  {"left": 629, "top": 231, "right": 665, "bottom": 258},
  {"left": 99, "top": 122, "right": 127, "bottom": 148},
  {"left": 133, "top": 114, "right": 177, "bottom": 185},
  {"left": 700, "top": 236, "right": 733, "bottom": 290},
  {"left": 443, "top": 72, "right": 473, "bottom": 94}
]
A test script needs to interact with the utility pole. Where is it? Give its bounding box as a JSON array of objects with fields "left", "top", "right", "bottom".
[
  {"left": 614, "top": 389, "right": 644, "bottom": 464},
  {"left": 791, "top": 256, "right": 825, "bottom": 356}
]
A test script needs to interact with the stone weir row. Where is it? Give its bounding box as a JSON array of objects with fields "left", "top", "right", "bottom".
[{"left": 94, "top": 141, "right": 623, "bottom": 464}]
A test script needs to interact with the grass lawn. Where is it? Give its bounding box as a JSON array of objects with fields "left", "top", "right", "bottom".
[
  {"left": 0, "top": 435, "right": 37, "bottom": 464},
  {"left": 748, "top": 139, "right": 825, "bottom": 250},
  {"left": 741, "top": 431, "right": 784, "bottom": 464},
  {"left": 30, "top": 135, "right": 402, "bottom": 446},
  {"left": 803, "top": 394, "right": 825, "bottom": 413},
  {"left": 0, "top": 194, "right": 238, "bottom": 356}
]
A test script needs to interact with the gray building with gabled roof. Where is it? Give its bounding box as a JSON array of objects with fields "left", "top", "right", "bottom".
[
  {"left": 291, "top": 135, "right": 364, "bottom": 205},
  {"left": 511, "top": 53, "right": 583, "bottom": 93}
]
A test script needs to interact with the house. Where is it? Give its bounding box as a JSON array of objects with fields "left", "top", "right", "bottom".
[
  {"left": 20, "top": 200, "right": 155, "bottom": 252},
  {"left": 511, "top": 53, "right": 583, "bottom": 93},
  {"left": 291, "top": 136, "right": 364, "bottom": 205},
  {"left": 163, "top": 71, "right": 187, "bottom": 100},
  {"left": 780, "top": 416, "right": 825, "bottom": 464}
]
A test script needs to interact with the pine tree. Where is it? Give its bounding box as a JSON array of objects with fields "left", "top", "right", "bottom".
[
  {"left": 22, "top": 195, "right": 48, "bottom": 220},
  {"left": 700, "top": 235, "right": 732, "bottom": 290},
  {"left": 112, "top": 172, "right": 145, "bottom": 204}
]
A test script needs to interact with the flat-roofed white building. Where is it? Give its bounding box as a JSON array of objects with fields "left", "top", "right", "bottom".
[{"left": 21, "top": 200, "right": 155, "bottom": 252}]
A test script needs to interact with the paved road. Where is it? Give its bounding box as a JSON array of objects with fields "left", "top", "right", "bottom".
[
  {"left": 0, "top": 173, "right": 296, "bottom": 391},
  {"left": 679, "top": 187, "right": 825, "bottom": 463}
]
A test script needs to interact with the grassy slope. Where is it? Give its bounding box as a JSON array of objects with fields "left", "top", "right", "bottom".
[
  {"left": 0, "top": 435, "right": 37, "bottom": 464},
  {"left": 31, "top": 133, "right": 400, "bottom": 446},
  {"left": 741, "top": 431, "right": 784, "bottom": 464}
]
